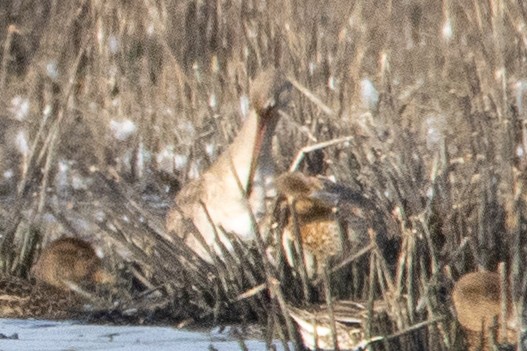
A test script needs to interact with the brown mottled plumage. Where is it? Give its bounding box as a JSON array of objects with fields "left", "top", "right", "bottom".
[
  {"left": 452, "top": 271, "right": 517, "bottom": 350},
  {"left": 277, "top": 172, "right": 342, "bottom": 266},
  {"left": 32, "top": 237, "right": 114, "bottom": 290},
  {"left": 166, "top": 69, "right": 291, "bottom": 262},
  {"left": 277, "top": 172, "right": 391, "bottom": 278},
  {"left": 0, "top": 237, "right": 114, "bottom": 319},
  {"left": 287, "top": 301, "right": 384, "bottom": 350}
]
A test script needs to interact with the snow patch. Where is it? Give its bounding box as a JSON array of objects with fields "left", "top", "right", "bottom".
[
  {"left": 110, "top": 119, "right": 137, "bottom": 141},
  {"left": 360, "top": 78, "right": 379, "bottom": 112},
  {"left": 15, "top": 130, "right": 29, "bottom": 155},
  {"left": 10, "top": 96, "right": 30, "bottom": 121}
]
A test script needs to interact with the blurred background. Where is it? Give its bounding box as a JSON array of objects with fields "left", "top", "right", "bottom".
[{"left": 0, "top": 1, "right": 526, "bottom": 349}]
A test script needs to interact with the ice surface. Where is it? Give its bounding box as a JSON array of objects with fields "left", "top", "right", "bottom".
[{"left": 0, "top": 319, "right": 287, "bottom": 351}]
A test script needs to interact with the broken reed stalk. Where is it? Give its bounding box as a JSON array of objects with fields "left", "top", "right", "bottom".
[
  {"left": 517, "top": 272, "right": 527, "bottom": 347},
  {"left": 498, "top": 262, "right": 507, "bottom": 344},
  {"left": 287, "top": 75, "right": 335, "bottom": 117},
  {"left": 0, "top": 25, "right": 17, "bottom": 92},
  {"left": 170, "top": 203, "right": 219, "bottom": 272},
  {"left": 96, "top": 173, "right": 206, "bottom": 272},
  {"left": 370, "top": 228, "right": 395, "bottom": 293},
  {"left": 366, "top": 253, "right": 376, "bottom": 340},
  {"left": 379, "top": 316, "right": 446, "bottom": 344},
  {"left": 289, "top": 136, "right": 354, "bottom": 172},
  {"left": 269, "top": 278, "right": 295, "bottom": 351},
  {"left": 322, "top": 265, "right": 339, "bottom": 351},
  {"left": 419, "top": 254, "right": 445, "bottom": 348},
  {"left": 289, "top": 200, "right": 311, "bottom": 301},
  {"left": 13, "top": 225, "right": 40, "bottom": 278},
  {"left": 0, "top": 65, "right": 67, "bottom": 274},
  {"left": 324, "top": 243, "right": 374, "bottom": 281}
]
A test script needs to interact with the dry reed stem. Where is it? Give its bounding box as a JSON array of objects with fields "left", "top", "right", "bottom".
[
  {"left": 320, "top": 243, "right": 374, "bottom": 284},
  {"left": 0, "top": 1, "right": 526, "bottom": 349},
  {"left": 498, "top": 262, "right": 507, "bottom": 344},
  {"left": 287, "top": 76, "right": 335, "bottom": 117},
  {"left": 381, "top": 316, "right": 446, "bottom": 343},
  {"left": 0, "top": 25, "right": 18, "bottom": 92},
  {"left": 322, "top": 265, "right": 339, "bottom": 351},
  {"left": 289, "top": 136, "right": 354, "bottom": 172},
  {"left": 288, "top": 202, "right": 311, "bottom": 301}
]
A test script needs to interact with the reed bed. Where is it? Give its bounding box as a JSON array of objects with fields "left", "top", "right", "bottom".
[{"left": 0, "top": 0, "right": 526, "bottom": 350}]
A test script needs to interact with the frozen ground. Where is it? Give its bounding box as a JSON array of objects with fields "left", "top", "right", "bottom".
[{"left": 0, "top": 319, "right": 288, "bottom": 351}]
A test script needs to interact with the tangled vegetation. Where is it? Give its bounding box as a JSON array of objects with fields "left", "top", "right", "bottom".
[{"left": 0, "top": 0, "right": 526, "bottom": 350}]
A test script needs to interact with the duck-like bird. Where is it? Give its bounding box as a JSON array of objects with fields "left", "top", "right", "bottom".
[
  {"left": 287, "top": 301, "right": 385, "bottom": 350},
  {"left": 0, "top": 237, "right": 114, "bottom": 319},
  {"left": 276, "top": 172, "right": 342, "bottom": 275},
  {"left": 166, "top": 69, "right": 291, "bottom": 262},
  {"left": 32, "top": 237, "right": 114, "bottom": 290},
  {"left": 276, "top": 172, "right": 388, "bottom": 278},
  {"left": 452, "top": 271, "right": 517, "bottom": 350}
]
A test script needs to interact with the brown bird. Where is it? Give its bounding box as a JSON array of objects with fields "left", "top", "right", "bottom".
[
  {"left": 452, "top": 271, "right": 518, "bottom": 350},
  {"left": 32, "top": 237, "right": 114, "bottom": 290},
  {"left": 276, "top": 172, "right": 387, "bottom": 279},
  {"left": 276, "top": 172, "right": 342, "bottom": 276},
  {"left": 0, "top": 237, "right": 114, "bottom": 319},
  {"left": 166, "top": 69, "right": 291, "bottom": 262},
  {"left": 287, "top": 301, "right": 385, "bottom": 350}
]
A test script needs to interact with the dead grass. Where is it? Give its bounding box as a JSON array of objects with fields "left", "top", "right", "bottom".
[{"left": 0, "top": 0, "right": 526, "bottom": 349}]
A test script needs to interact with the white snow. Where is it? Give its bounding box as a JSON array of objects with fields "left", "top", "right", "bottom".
[
  {"left": 156, "top": 145, "right": 176, "bottom": 173},
  {"left": 0, "top": 319, "right": 287, "bottom": 351},
  {"left": 360, "top": 78, "right": 379, "bottom": 112},
  {"left": 442, "top": 18, "right": 453, "bottom": 42},
  {"left": 110, "top": 119, "right": 137, "bottom": 141},
  {"left": 513, "top": 79, "right": 527, "bottom": 113},
  {"left": 3, "top": 169, "right": 14, "bottom": 179},
  {"left": 174, "top": 153, "right": 188, "bottom": 172},
  {"left": 108, "top": 35, "right": 120, "bottom": 54},
  {"left": 205, "top": 142, "right": 217, "bottom": 158},
  {"left": 423, "top": 114, "right": 446, "bottom": 151},
  {"left": 46, "top": 61, "right": 59, "bottom": 80},
  {"left": 209, "top": 94, "right": 217, "bottom": 109},
  {"left": 328, "top": 76, "right": 337, "bottom": 91},
  {"left": 10, "top": 96, "right": 30, "bottom": 121},
  {"left": 14, "top": 130, "right": 29, "bottom": 156},
  {"left": 516, "top": 145, "right": 524, "bottom": 158},
  {"left": 239, "top": 95, "right": 250, "bottom": 118}
]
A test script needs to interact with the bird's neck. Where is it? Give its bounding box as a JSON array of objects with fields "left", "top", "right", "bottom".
[{"left": 216, "top": 111, "right": 276, "bottom": 194}]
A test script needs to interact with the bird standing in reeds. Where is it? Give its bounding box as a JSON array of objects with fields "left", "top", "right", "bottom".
[
  {"left": 166, "top": 69, "right": 291, "bottom": 262},
  {"left": 277, "top": 172, "right": 380, "bottom": 350},
  {"left": 276, "top": 171, "right": 387, "bottom": 277},
  {"left": 287, "top": 301, "right": 384, "bottom": 351},
  {"left": 0, "top": 237, "right": 114, "bottom": 319},
  {"left": 452, "top": 271, "right": 518, "bottom": 350},
  {"left": 276, "top": 172, "right": 343, "bottom": 276}
]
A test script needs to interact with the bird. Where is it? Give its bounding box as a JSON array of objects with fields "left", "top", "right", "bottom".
[
  {"left": 31, "top": 237, "right": 114, "bottom": 291},
  {"left": 276, "top": 172, "right": 386, "bottom": 279},
  {"left": 166, "top": 69, "right": 292, "bottom": 262},
  {"left": 287, "top": 301, "right": 384, "bottom": 351},
  {"left": 0, "top": 237, "right": 114, "bottom": 319},
  {"left": 451, "top": 271, "right": 518, "bottom": 350},
  {"left": 276, "top": 172, "right": 342, "bottom": 276}
]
